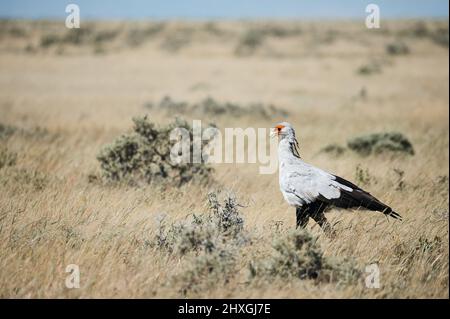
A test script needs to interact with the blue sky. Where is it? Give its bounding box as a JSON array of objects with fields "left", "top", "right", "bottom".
[{"left": 0, "top": 0, "right": 448, "bottom": 19}]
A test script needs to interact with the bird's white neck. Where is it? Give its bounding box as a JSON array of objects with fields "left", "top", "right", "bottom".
[{"left": 278, "top": 136, "right": 301, "bottom": 163}]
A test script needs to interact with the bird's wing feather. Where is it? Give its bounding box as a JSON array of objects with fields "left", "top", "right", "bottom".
[
  {"left": 281, "top": 164, "right": 349, "bottom": 205},
  {"left": 276, "top": 126, "right": 401, "bottom": 220}
]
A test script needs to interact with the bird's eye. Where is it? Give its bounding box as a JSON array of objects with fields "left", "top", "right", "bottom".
[{"left": 274, "top": 124, "right": 285, "bottom": 133}]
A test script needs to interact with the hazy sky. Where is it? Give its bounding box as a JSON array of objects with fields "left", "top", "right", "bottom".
[{"left": 0, "top": 0, "right": 448, "bottom": 19}]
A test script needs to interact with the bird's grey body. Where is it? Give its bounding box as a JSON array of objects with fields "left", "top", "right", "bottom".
[{"left": 274, "top": 122, "right": 401, "bottom": 231}]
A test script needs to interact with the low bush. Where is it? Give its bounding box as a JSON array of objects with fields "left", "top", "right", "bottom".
[
  {"left": 234, "top": 25, "right": 302, "bottom": 56},
  {"left": 357, "top": 61, "right": 382, "bottom": 75},
  {"left": 386, "top": 41, "right": 410, "bottom": 55},
  {"left": 431, "top": 27, "right": 449, "bottom": 47},
  {"left": 347, "top": 132, "right": 414, "bottom": 156},
  {"left": 40, "top": 34, "right": 60, "bottom": 48},
  {"left": 318, "top": 144, "right": 346, "bottom": 157},
  {"left": 235, "top": 29, "right": 265, "bottom": 55},
  {"left": 156, "top": 192, "right": 246, "bottom": 255},
  {"left": 248, "top": 229, "right": 360, "bottom": 284},
  {"left": 0, "top": 123, "right": 17, "bottom": 140},
  {"left": 97, "top": 116, "right": 214, "bottom": 186},
  {"left": 158, "top": 192, "right": 247, "bottom": 294},
  {"left": 177, "top": 248, "right": 237, "bottom": 295}
]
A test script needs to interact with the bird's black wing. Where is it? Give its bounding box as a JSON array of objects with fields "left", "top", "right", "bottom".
[{"left": 319, "top": 174, "right": 402, "bottom": 220}]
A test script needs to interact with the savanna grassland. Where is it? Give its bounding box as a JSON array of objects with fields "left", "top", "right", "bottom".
[{"left": 0, "top": 19, "right": 448, "bottom": 298}]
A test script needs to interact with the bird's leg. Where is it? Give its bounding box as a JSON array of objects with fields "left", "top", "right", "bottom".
[
  {"left": 295, "top": 207, "right": 309, "bottom": 228},
  {"left": 310, "top": 212, "right": 335, "bottom": 237}
]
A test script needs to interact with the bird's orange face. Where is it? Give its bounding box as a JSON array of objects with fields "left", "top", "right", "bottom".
[{"left": 274, "top": 124, "right": 285, "bottom": 136}]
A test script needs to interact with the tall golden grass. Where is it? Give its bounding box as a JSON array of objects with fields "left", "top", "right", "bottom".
[{"left": 0, "top": 19, "right": 448, "bottom": 298}]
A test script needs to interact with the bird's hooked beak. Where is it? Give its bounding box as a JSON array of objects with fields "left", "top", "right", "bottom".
[{"left": 270, "top": 124, "right": 285, "bottom": 138}]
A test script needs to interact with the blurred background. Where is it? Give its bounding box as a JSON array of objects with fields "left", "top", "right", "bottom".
[{"left": 1, "top": 0, "right": 449, "bottom": 19}]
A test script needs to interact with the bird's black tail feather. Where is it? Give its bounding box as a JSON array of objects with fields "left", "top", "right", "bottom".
[
  {"left": 385, "top": 210, "right": 402, "bottom": 220},
  {"left": 328, "top": 175, "right": 403, "bottom": 221}
]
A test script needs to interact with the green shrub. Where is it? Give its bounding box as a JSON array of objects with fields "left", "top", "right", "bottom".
[
  {"left": 62, "top": 28, "right": 92, "bottom": 45},
  {"left": 401, "top": 22, "right": 448, "bottom": 48},
  {"left": 97, "top": 116, "right": 214, "bottom": 186},
  {"left": 235, "top": 29, "right": 265, "bottom": 55},
  {"left": 248, "top": 229, "right": 360, "bottom": 284},
  {"left": 386, "top": 41, "right": 410, "bottom": 55},
  {"left": 40, "top": 34, "right": 61, "bottom": 48},
  {"left": 234, "top": 25, "right": 302, "bottom": 56},
  {"left": 93, "top": 29, "right": 119, "bottom": 44},
  {"left": 357, "top": 61, "right": 382, "bottom": 75},
  {"left": 0, "top": 123, "right": 17, "bottom": 139},
  {"left": 177, "top": 248, "right": 237, "bottom": 295},
  {"left": 160, "top": 96, "right": 190, "bottom": 112},
  {"left": 156, "top": 192, "right": 246, "bottom": 255},
  {"left": 208, "top": 192, "right": 244, "bottom": 237},
  {"left": 410, "top": 22, "right": 429, "bottom": 38},
  {"left": 431, "top": 27, "right": 449, "bottom": 47},
  {"left": 159, "top": 192, "right": 247, "bottom": 294},
  {"left": 318, "top": 144, "right": 346, "bottom": 157},
  {"left": 41, "top": 27, "right": 112, "bottom": 49},
  {"left": 347, "top": 132, "right": 414, "bottom": 156},
  {"left": 9, "top": 26, "right": 27, "bottom": 38}
]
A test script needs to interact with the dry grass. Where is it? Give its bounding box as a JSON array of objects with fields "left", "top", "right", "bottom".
[{"left": 0, "top": 19, "right": 448, "bottom": 298}]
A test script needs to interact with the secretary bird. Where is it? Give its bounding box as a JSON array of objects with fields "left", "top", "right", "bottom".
[{"left": 272, "top": 122, "right": 402, "bottom": 232}]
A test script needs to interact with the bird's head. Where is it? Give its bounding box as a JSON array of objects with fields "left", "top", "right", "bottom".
[{"left": 271, "top": 122, "right": 296, "bottom": 140}]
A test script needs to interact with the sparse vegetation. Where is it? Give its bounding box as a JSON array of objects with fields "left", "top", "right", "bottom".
[
  {"left": 0, "top": 146, "right": 17, "bottom": 169},
  {"left": 40, "top": 34, "right": 60, "bottom": 48},
  {"left": 161, "top": 31, "right": 191, "bottom": 52},
  {"left": 158, "top": 192, "right": 246, "bottom": 294},
  {"left": 93, "top": 29, "right": 120, "bottom": 44},
  {"left": 249, "top": 229, "right": 360, "bottom": 284},
  {"left": 235, "top": 24, "right": 302, "bottom": 56},
  {"left": 399, "top": 22, "right": 449, "bottom": 48},
  {"left": 144, "top": 96, "right": 288, "bottom": 119},
  {"left": 97, "top": 116, "right": 214, "bottom": 186},
  {"left": 320, "top": 132, "right": 414, "bottom": 158},
  {"left": 0, "top": 19, "right": 447, "bottom": 299},
  {"left": 386, "top": 40, "right": 410, "bottom": 55},
  {"left": 2, "top": 168, "right": 48, "bottom": 191},
  {"left": 4, "top": 20, "right": 447, "bottom": 56},
  {"left": 318, "top": 144, "right": 346, "bottom": 156},
  {"left": 354, "top": 164, "right": 375, "bottom": 186},
  {"left": 156, "top": 193, "right": 246, "bottom": 255},
  {"left": 357, "top": 61, "right": 382, "bottom": 75},
  {"left": 347, "top": 132, "right": 415, "bottom": 156},
  {"left": 431, "top": 27, "right": 449, "bottom": 47},
  {"left": 203, "top": 22, "right": 225, "bottom": 37},
  {"left": 235, "top": 29, "right": 266, "bottom": 56},
  {"left": 0, "top": 123, "right": 16, "bottom": 140},
  {"left": 392, "top": 168, "right": 406, "bottom": 191},
  {"left": 126, "top": 23, "right": 164, "bottom": 47}
]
